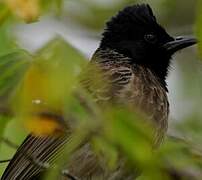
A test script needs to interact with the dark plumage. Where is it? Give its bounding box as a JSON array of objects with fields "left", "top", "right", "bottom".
[
  {"left": 1, "top": 4, "right": 196, "bottom": 180},
  {"left": 101, "top": 4, "right": 174, "bottom": 88}
]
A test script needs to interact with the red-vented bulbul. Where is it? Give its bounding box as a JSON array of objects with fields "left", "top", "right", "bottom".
[{"left": 1, "top": 4, "right": 197, "bottom": 180}]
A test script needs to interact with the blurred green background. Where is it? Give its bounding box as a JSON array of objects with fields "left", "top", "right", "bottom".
[{"left": 0, "top": 0, "right": 201, "bottom": 179}]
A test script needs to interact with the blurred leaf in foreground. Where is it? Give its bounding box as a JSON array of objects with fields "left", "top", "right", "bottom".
[
  {"left": 0, "top": 51, "right": 31, "bottom": 103},
  {"left": 15, "top": 37, "right": 87, "bottom": 136},
  {"left": 4, "top": 0, "right": 40, "bottom": 23},
  {"left": 0, "top": 4, "right": 10, "bottom": 25},
  {"left": 40, "top": 0, "right": 64, "bottom": 15},
  {"left": 0, "top": 50, "right": 31, "bottom": 155},
  {"left": 0, "top": 20, "right": 18, "bottom": 55},
  {"left": 0, "top": 51, "right": 31, "bottom": 111},
  {"left": 196, "top": 0, "right": 202, "bottom": 57}
]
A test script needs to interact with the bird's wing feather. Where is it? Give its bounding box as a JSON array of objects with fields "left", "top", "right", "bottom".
[{"left": 1, "top": 135, "right": 68, "bottom": 180}]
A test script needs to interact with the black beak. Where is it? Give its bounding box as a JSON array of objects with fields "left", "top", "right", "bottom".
[{"left": 163, "top": 36, "right": 197, "bottom": 53}]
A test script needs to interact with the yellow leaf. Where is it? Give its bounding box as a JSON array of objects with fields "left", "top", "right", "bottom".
[
  {"left": 24, "top": 113, "right": 66, "bottom": 136},
  {"left": 5, "top": 0, "right": 40, "bottom": 22}
]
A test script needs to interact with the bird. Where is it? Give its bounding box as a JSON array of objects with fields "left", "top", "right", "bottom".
[{"left": 1, "top": 4, "right": 197, "bottom": 180}]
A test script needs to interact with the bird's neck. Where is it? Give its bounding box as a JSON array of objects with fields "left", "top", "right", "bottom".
[
  {"left": 140, "top": 62, "right": 169, "bottom": 92},
  {"left": 92, "top": 48, "right": 168, "bottom": 92}
]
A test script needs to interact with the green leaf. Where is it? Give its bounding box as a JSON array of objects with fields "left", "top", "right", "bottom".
[
  {"left": 40, "top": 0, "right": 64, "bottom": 15},
  {"left": 0, "top": 50, "right": 31, "bottom": 102},
  {"left": 103, "top": 107, "right": 154, "bottom": 167},
  {"left": 33, "top": 37, "right": 87, "bottom": 106},
  {"left": 196, "top": 0, "right": 202, "bottom": 57},
  {"left": 0, "top": 50, "right": 31, "bottom": 138}
]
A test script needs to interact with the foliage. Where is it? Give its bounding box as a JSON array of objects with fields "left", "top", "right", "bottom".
[{"left": 0, "top": 0, "right": 201, "bottom": 180}]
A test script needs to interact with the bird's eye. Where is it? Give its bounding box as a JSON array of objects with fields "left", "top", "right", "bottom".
[{"left": 144, "top": 34, "right": 157, "bottom": 44}]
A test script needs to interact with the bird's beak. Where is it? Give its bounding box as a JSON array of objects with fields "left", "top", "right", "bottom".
[{"left": 163, "top": 36, "right": 197, "bottom": 53}]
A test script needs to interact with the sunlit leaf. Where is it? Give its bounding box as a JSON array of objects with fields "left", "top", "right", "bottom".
[
  {"left": 24, "top": 114, "right": 65, "bottom": 136},
  {"left": 5, "top": 0, "right": 40, "bottom": 23}
]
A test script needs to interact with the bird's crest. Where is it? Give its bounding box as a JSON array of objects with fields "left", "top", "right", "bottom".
[{"left": 105, "top": 4, "right": 157, "bottom": 32}]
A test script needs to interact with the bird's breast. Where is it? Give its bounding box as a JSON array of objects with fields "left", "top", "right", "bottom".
[
  {"left": 83, "top": 49, "right": 169, "bottom": 145},
  {"left": 116, "top": 65, "right": 169, "bottom": 145}
]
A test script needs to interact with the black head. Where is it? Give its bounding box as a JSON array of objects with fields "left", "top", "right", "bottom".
[{"left": 100, "top": 4, "right": 197, "bottom": 87}]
